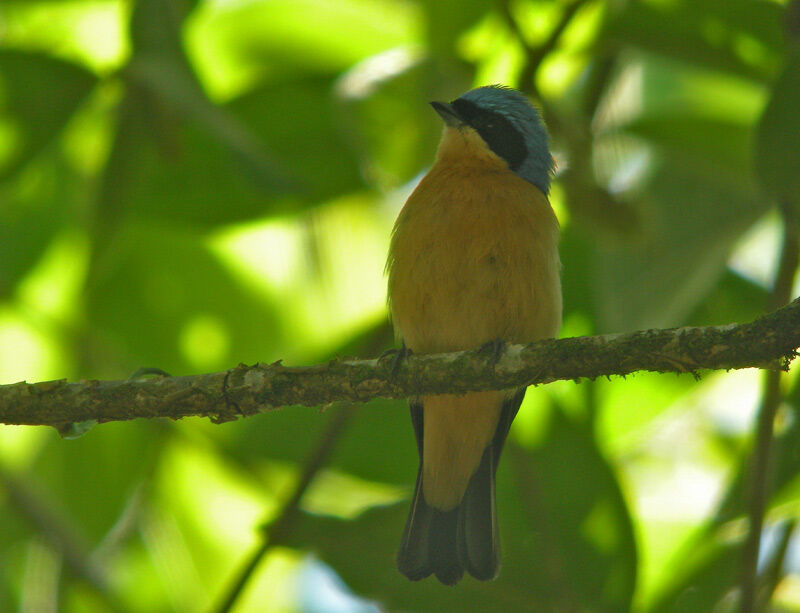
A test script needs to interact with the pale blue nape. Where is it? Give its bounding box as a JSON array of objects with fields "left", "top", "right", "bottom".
[{"left": 459, "top": 85, "right": 554, "bottom": 194}]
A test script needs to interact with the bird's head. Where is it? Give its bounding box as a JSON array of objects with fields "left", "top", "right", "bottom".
[{"left": 430, "top": 85, "right": 554, "bottom": 194}]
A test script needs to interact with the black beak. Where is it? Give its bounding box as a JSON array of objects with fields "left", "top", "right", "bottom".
[{"left": 430, "top": 101, "right": 462, "bottom": 127}]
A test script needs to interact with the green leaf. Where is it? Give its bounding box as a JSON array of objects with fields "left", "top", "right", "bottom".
[
  {"left": 585, "top": 50, "right": 769, "bottom": 332},
  {"left": 82, "top": 223, "right": 288, "bottom": 377},
  {"left": 624, "top": 116, "right": 754, "bottom": 189},
  {"left": 0, "top": 50, "right": 97, "bottom": 179},
  {"left": 227, "top": 76, "right": 365, "bottom": 203},
  {"left": 420, "top": 0, "right": 489, "bottom": 61},
  {"left": 229, "top": 398, "right": 415, "bottom": 487},
  {"left": 285, "top": 407, "right": 636, "bottom": 612},
  {"left": 591, "top": 159, "right": 769, "bottom": 332},
  {"left": 0, "top": 466, "right": 37, "bottom": 611},
  {"left": 685, "top": 270, "right": 768, "bottom": 327},
  {"left": 187, "top": 0, "right": 418, "bottom": 95},
  {"left": 121, "top": 0, "right": 295, "bottom": 219},
  {"left": 96, "top": 74, "right": 364, "bottom": 228},
  {"left": 713, "top": 375, "right": 800, "bottom": 526},
  {"left": 125, "top": 56, "right": 295, "bottom": 194},
  {"left": 289, "top": 502, "right": 558, "bottom": 612},
  {"left": 336, "top": 54, "right": 440, "bottom": 189},
  {"left": 0, "top": 153, "right": 78, "bottom": 297},
  {"left": 89, "top": 90, "right": 283, "bottom": 230},
  {"left": 0, "top": 203, "right": 59, "bottom": 298},
  {"left": 559, "top": 223, "right": 600, "bottom": 326},
  {"left": 509, "top": 408, "right": 638, "bottom": 611},
  {"left": 607, "top": 0, "right": 782, "bottom": 82},
  {"left": 130, "top": 0, "right": 198, "bottom": 57},
  {"left": 647, "top": 539, "right": 739, "bottom": 613},
  {"left": 30, "top": 421, "right": 165, "bottom": 542},
  {"left": 755, "top": 50, "right": 800, "bottom": 206}
]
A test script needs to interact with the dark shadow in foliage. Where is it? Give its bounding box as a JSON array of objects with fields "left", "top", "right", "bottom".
[
  {"left": 506, "top": 405, "right": 638, "bottom": 612},
  {"left": 0, "top": 50, "right": 97, "bottom": 180},
  {"left": 0, "top": 51, "right": 97, "bottom": 296},
  {"left": 606, "top": 0, "right": 783, "bottom": 82}
]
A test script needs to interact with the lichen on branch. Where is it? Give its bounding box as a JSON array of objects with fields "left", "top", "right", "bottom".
[{"left": 1, "top": 297, "right": 799, "bottom": 428}]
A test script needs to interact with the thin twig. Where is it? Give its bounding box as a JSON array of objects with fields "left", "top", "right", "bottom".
[
  {"left": 758, "top": 518, "right": 797, "bottom": 609},
  {"left": 739, "top": 202, "right": 799, "bottom": 613},
  {"left": 499, "top": 0, "right": 590, "bottom": 95},
  {"left": 210, "top": 403, "right": 356, "bottom": 613}
]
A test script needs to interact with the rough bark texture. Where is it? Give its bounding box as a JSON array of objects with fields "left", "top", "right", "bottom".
[{"left": 1, "top": 297, "right": 799, "bottom": 427}]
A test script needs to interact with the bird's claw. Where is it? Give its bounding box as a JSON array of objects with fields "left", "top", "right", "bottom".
[
  {"left": 380, "top": 343, "right": 412, "bottom": 379},
  {"left": 477, "top": 338, "right": 506, "bottom": 367}
]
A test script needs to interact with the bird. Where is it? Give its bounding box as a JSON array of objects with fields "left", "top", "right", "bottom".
[{"left": 386, "top": 85, "right": 562, "bottom": 585}]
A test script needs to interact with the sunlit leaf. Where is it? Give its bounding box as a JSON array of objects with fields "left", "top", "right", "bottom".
[
  {"left": 186, "top": 0, "right": 419, "bottom": 99},
  {"left": 82, "top": 222, "right": 291, "bottom": 378},
  {"left": 336, "top": 51, "right": 439, "bottom": 189},
  {"left": 647, "top": 539, "right": 739, "bottom": 613}
]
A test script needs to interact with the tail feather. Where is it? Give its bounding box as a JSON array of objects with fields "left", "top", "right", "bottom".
[
  {"left": 397, "top": 468, "right": 435, "bottom": 581},
  {"left": 397, "top": 448, "right": 497, "bottom": 585},
  {"left": 431, "top": 507, "right": 463, "bottom": 585},
  {"left": 458, "top": 448, "right": 499, "bottom": 580},
  {"left": 397, "top": 391, "right": 524, "bottom": 584}
]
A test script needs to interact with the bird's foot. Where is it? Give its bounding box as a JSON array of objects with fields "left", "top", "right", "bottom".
[
  {"left": 379, "top": 343, "right": 412, "bottom": 379},
  {"left": 477, "top": 338, "right": 507, "bottom": 367}
]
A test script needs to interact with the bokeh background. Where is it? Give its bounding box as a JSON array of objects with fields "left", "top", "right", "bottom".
[{"left": 1, "top": 0, "right": 799, "bottom": 611}]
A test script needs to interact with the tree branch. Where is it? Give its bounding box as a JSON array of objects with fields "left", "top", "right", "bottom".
[{"left": 1, "top": 299, "right": 800, "bottom": 428}]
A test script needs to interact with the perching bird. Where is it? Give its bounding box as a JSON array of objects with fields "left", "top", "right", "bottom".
[{"left": 386, "top": 85, "right": 561, "bottom": 585}]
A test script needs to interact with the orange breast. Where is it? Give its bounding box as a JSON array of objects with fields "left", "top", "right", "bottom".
[
  {"left": 387, "top": 147, "right": 561, "bottom": 353},
  {"left": 385, "top": 126, "right": 562, "bottom": 509}
]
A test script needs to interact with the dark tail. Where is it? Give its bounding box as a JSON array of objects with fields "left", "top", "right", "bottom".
[
  {"left": 397, "top": 391, "right": 524, "bottom": 585},
  {"left": 396, "top": 447, "right": 498, "bottom": 585}
]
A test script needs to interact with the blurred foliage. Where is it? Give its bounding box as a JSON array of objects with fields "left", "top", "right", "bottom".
[{"left": 0, "top": 0, "right": 799, "bottom": 611}]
